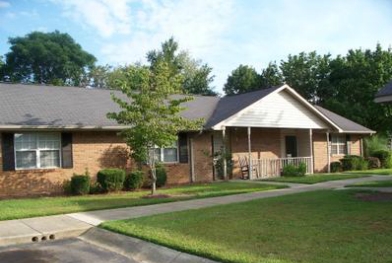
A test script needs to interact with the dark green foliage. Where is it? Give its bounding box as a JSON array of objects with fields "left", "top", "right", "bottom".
[
  {"left": 89, "top": 183, "right": 104, "bottom": 194},
  {"left": 155, "top": 163, "right": 167, "bottom": 187},
  {"left": 124, "top": 170, "right": 145, "bottom": 191},
  {"left": 62, "top": 179, "right": 71, "bottom": 195},
  {"left": 365, "top": 157, "right": 381, "bottom": 169},
  {"left": 340, "top": 155, "right": 368, "bottom": 171},
  {"left": 330, "top": 162, "right": 342, "bottom": 173},
  {"left": 371, "top": 150, "right": 392, "bottom": 168},
  {"left": 364, "top": 135, "right": 388, "bottom": 157},
  {"left": 224, "top": 65, "right": 262, "bottom": 95},
  {"left": 5, "top": 30, "right": 96, "bottom": 85},
  {"left": 214, "top": 151, "right": 233, "bottom": 179},
  {"left": 97, "top": 168, "right": 126, "bottom": 192},
  {"left": 70, "top": 174, "right": 90, "bottom": 195},
  {"left": 281, "top": 163, "right": 306, "bottom": 177}
]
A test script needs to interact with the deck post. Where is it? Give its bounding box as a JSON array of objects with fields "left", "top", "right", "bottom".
[
  {"left": 247, "top": 126, "right": 252, "bottom": 180},
  {"left": 326, "top": 131, "right": 331, "bottom": 173},
  {"left": 222, "top": 127, "right": 227, "bottom": 180},
  {"left": 309, "top": 129, "right": 314, "bottom": 174}
]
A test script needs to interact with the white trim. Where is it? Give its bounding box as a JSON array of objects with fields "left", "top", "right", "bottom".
[{"left": 0, "top": 125, "right": 129, "bottom": 131}]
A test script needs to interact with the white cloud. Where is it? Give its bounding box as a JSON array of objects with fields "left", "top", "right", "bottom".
[
  {"left": 0, "top": 1, "right": 10, "bottom": 8},
  {"left": 52, "top": 0, "right": 132, "bottom": 38}
]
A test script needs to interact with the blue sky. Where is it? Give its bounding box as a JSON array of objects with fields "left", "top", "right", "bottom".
[{"left": 1, "top": 0, "right": 392, "bottom": 94}]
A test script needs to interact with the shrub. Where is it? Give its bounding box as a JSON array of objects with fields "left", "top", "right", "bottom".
[
  {"left": 97, "top": 168, "right": 126, "bottom": 192},
  {"left": 124, "top": 170, "right": 144, "bottom": 191},
  {"left": 62, "top": 179, "right": 72, "bottom": 195},
  {"left": 281, "top": 162, "right": 306, "bottom": 177},
  {"left": 366, "top": 157, "right": 381, "bottom": 169},
  {"left": 89, "top": 182, "right": 104, "bottom": 194},
  {"left": 330, "top": 162, "right": 342, "bottom": 173},
  {"left": 364, "top": 135, "right": 388, "bottom": 157},
  {"left": 156, "top": 163, "right": 167, "bottom": 187},
  {"left": 70, "top": 174, "right": 90, "bottom": 195},
  {"left": 372, "top": 150, "right": 392, "bottom": 168},
  {"left": 340, "top": 155, "right": 368, "bottom": 171}
]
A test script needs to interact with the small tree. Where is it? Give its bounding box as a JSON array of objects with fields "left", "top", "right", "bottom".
[{"left": 107, "top": 61, "right": 203, "bottom": 194}]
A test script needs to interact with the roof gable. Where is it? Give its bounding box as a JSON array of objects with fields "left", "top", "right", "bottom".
[{"left": 209, "top": 84, "right": 339, "bottom": 130}]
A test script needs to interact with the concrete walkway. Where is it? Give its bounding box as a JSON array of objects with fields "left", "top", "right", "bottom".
[{"left": 0, "top": 175, "right": 390, "bottom": 253}]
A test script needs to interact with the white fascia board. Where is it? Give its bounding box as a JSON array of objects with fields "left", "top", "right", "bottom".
[
  {"left": 0, "top": 125, "right": 129, "bottom": 131},
  {"left": 374, "top": 95, "right": 392, "bottom": 103}
]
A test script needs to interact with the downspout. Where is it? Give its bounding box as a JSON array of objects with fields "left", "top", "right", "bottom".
[
  {"left": 190, "top": 137, "right": 195, "bottom": 183},
  {"left": 248, "top": 126, "right": 252, "bottom": 180},
  {"left": 222, "top": 127, "right": 227, "bottom": 180},
  {"left": 326, "top": 131, "right": 331, "bottom": 173},
  {"left": 309, "top": 129, "right": 314, "bottom": 174}
]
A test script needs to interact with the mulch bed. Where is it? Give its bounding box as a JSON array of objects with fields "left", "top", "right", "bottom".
[{"left": 355, "top": 192, "right": 392, "bottom": 202}]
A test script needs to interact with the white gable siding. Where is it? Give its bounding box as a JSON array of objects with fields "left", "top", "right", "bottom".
[{"left": 224, "top": 90, "right": 328, "bottom": 129}]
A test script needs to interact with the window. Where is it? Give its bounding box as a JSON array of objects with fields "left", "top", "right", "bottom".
[
  {"left": 331, "top": 134, "right": 346, "bottom": 155},
  {"left": 14, "top": 133, "right": 61, "bottom": 169},
  {"left": 153, "top": 142, "right": 178, "bottom": 163}
]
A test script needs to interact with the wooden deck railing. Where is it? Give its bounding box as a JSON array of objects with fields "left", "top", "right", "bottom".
[{"left": 249, "top": 156, "right": 312, "bottom": 178}]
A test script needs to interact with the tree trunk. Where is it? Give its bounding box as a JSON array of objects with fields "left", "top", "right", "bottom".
[{"left": 151, "top": 166, "right": 157, "bottom": 195}]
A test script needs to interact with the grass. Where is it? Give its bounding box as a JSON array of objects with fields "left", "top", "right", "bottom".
[
  {"left": 261, "top": 173, "right": 370, "bottom": 184},
  {"left": 344, "top": 169, "right": 392, "bottom": 175},
  {"left": 346, "top": 180, "right": 392, "bottom": 188},
  {"left": 0, "top": 182, "right": 285, "bottom": 221},
  {"left": 102, "top": 190, "right": 392, "bottom": 263}
]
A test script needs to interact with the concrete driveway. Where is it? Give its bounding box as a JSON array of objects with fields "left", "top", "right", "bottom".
[{"left": 0, "top": 238, "right": 134, "bottom": 263}]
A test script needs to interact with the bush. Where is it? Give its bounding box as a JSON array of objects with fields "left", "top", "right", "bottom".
[
  {"left": 124, "top": 170, "right": 144, "bottom": 191},
  {"left": 89, "top": 182, "right": 104, "bottom": 194},
  {"left": 281, "top": 162, "right": 306, "bottom": 177},
  {"left": 372, "top": 150, "right": 392, "bottom": 168},
  {"left": 366, "top": 157, "right": 381, "bottom": 169},
  {"left": 62, "top": 179, "right": 71, "bottom": 195},
  {"left": 70, "top": 174, "right": 90, "bottom": 195},
  {"left": 340, "top": 155, "right": 368, "bottom": 171},
  {"left": 330, "top": 162, "right": 342, "bottom": 173},
  {"left": 97, "top": 168, "right": 126, "bottom": 192},
  {"left": 156, "top": 163, "right": 167, "bottom": 187}
]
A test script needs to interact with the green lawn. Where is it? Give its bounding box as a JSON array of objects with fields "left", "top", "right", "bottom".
[
  {"left": 102, "top": 190, "right": 392, "bottom": 263},
  {"left": 0, "top": 182, "right": 285, "bottom": 221},
  {"left": 346, "top": 180, "right": 392, "bottom": 188},
  {"left": 344, "top": 169, "right": 392, "bottom": 175},
  {"left": 261, "top": 173, "right": 370, "bottom": 184}
]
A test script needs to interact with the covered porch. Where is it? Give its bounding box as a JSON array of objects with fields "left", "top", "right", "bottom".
[{"left": 214, "top": 127, "right": 318, "bottom": 179}]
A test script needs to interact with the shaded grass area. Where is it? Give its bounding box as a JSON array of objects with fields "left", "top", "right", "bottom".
[
  {"left": 344, "top": 169, "right": 392, "bottom": 175},
  {"left": 346, "top": 180, "right": 392, "bottom": 188},
  {"left": 261, "top": 173, "right": 370, "bottom": 184},
  {"left": 102, "top": 190, "right": 392, "bottom": 263},
  {"left": 0, "top": 182, "right": 285, "bottom": 221}
]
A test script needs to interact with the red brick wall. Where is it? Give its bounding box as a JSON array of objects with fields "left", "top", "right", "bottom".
[{"left": 0, "top": 131, "right": 215, "bottom": 198}]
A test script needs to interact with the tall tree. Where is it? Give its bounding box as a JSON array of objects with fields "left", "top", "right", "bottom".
[
  {"left": 107, "top": 61, "right": 203, "bottom": 194},
  {"left": 223, "top": 65, "right": 261, "bottom": 95},
  {"left": 147, "top": 37, "right": 216, "bottom": 95},
  {"left": 280, "top": 51, "right": 332, "bottom": 104},
  {"left": 260, "top": 61, "right": 284, "bottom": 88},
  {"left": 5, "top": 30, "right": 96, "bottom": 86},
  {"left": 326, "top": 44, "right": 392, "bottom": 133}
]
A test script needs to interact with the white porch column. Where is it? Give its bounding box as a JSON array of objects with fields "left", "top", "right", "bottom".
[
  {"left": 326, "top": 131, "right": 331, "bottom": 173},
  {"left": 222, "top": 127, "right": 227, "bottom": 180},
  {"left": 247, "top": 126, "right": 252, "bottom": 180},
  {"left": 309, "top": 129, "right": 314, "bottom": 174}
]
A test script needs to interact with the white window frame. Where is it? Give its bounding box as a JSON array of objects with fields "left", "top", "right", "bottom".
[
  {"left": 331, "top": 134, "right": 346, "bottom": 155},
  {"left": 14, "top": 132, "right": 62, "bottom": 170},
  {"left": 153, "top": 141, "right": 179, "bottom": 163}
]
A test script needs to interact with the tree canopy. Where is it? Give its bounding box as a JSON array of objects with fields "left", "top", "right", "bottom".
[
  {"left": 147, "top": 37, "right": 217, "bottom": 95},
  {"left": 107, "top": 60, "right": 203, "bottom": 194},
  {"left": 223, "top": 44, "right": 392, "bottom": 134},
  {"left": 4, "top": 30, "right": 96, "bottom": 86}
]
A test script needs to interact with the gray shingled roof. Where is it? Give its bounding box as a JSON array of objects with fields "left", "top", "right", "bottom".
[
  {"left": 0, "top": 83, "right": 373, "bottom": 133},
  {"left": 0, "top": 83, "right": 219, "bottom": 129},
  {"left": 375, "top": 80, "right": 392, "bottom": 100},
  {"left": 205, "top": 86, "right": 281, "bottom": 128},
  {"left": 315, "top": 106, "right": 374, "bottom": 133}
]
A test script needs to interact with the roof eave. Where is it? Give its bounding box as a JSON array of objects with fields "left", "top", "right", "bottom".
[
  {"left": 374, "top": 95, "right": 392, "bottom": 103},
  {"left": 0, "top": 125, "right": 129, "bottom": 131}
]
